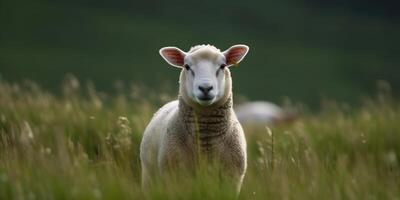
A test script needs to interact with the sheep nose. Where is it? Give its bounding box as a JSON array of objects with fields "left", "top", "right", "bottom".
[{"left": 198, "top": 85, "right": 213, "bottom": 95}]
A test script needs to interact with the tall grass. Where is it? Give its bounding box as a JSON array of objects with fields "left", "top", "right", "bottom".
[{"left": 0, "top": 77, "right": 399, "bottom": 199}]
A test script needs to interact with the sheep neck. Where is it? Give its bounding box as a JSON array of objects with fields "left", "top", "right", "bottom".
[{"left": 178, "top": 95, "right": 232, "bottom": 159}]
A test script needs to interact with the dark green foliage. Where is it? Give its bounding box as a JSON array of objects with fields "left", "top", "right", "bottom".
[{"left": 1, "top": 0, "right": 399, "bottom": 105}]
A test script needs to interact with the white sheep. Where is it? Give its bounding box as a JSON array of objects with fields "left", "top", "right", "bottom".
[
  {"left": 140, "top": 44, "right": 249, "bottom": 193},
  {"left": 235, "top": 101, "right": 297, "bottom": 126}
]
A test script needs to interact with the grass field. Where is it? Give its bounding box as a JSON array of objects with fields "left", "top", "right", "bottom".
[{"left": 0, "top": 77, "right": 399, "bottom": 199}]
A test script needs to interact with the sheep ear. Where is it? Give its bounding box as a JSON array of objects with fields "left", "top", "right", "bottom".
[
  {"left": 223, "top": 45, "right": 249, "bottom": 66},
  {"left": 159, "top": 47, "right": 186, "bottom": 68}
]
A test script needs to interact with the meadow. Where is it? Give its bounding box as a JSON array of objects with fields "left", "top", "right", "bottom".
[{"left": 0, "top": 77, "right": 399, "bottom": 199}]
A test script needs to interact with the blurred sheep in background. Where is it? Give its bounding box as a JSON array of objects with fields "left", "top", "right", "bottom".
[{"left": 235, "top": 101, "right": 297, "bottom": 128}]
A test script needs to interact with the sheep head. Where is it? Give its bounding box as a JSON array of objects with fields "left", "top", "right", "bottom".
[{"left": 160, "top": 44, "right": 249, "bottom": 107}]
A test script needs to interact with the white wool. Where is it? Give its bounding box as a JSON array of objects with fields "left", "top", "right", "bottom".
[{"left": 188, "top": 44, "right": 220, "bottom": 53}]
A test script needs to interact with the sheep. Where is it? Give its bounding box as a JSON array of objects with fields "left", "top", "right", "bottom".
[
  {"left": 235, "top": 101, "right": 297, "bottom": 127},
  {"left": 140, "top": 44, "right": 249, "bottom": 193}
]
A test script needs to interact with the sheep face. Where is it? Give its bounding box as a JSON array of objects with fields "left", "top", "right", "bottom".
[{"left": 160, "top": 45, "right": 249, "bottom": 106}]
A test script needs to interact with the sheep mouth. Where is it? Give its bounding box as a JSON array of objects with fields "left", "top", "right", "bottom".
[
  {"left": 196, "top": 95, "right": 215, "bottom": 105},
  {"left": 198, "top": 96, "right": 213, "bottom": 101}
]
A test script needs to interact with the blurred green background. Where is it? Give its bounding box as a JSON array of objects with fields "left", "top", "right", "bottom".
[{"left": 1, "top": 0, "right": 399, "bottom": 106}]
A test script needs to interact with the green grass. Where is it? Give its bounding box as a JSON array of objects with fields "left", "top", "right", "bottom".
[{"left": 0, "top": 77, "right": 399, "bottom": 199}]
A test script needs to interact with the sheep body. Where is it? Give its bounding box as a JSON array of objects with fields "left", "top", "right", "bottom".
[
  {"left": 140, "top": 75, "right": 246, "bottom": 191},
  {"left": 236, "top": 101, "right": 297, "bottom": 126}
]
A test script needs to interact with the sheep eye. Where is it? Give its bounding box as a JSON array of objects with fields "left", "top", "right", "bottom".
[
  {"left": 184, "top": 64, "right": 190, "bottom": 71},
  {"left": 184, "top": 64, "right": 195, "bottom": 76},
  {"left": 216, "top": 64, "right": 226, "bottom": 76}
]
